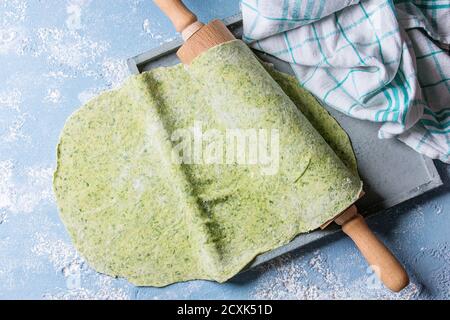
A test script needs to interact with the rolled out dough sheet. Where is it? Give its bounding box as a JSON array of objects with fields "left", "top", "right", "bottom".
[{"left": 53, "top": 40, "right": 362, "bottom": 287}]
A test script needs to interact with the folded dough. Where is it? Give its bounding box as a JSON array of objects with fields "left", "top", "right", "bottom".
[{"left": 53, "top": 40, "right": 362, "bottom": 287}]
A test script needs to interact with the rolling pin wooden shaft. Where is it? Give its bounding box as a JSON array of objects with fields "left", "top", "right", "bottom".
[
  {"left": 153, "top": 0, "right": 409, "bottom": 292},
  {"left": 154, "top": 0, "right": 235, "bottom": 64},
  {"left": 334, "top": 205, "right": 409, "bottom": 292}
]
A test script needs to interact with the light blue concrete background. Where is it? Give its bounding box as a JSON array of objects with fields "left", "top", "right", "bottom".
[{"left": 0, "top": 0, "right": 449, "bottom": 300}]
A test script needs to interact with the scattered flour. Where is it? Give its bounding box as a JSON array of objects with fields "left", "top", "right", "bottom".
[
  {"left": 142, "top": 281, "right": 204, "bottom": 300},
  {"left": 412, "top": 242, "right": 450, "bottom": 299},
  {"left": 0, "top": 160, "right": 16, "bottom": 212},
  {"left": 0, "top": 0, "right": 28, "bottom": 55},
  {"left": 43, "top": 70, "right": 72, "bottom": 80},
  {"left": 77, "top": 88, "right": 102, "bottom": 104},
  {"left": 252, "top": 251, "right": 421, "bottom": 300},
  {"left": 43, "top": 275, "right": 131, "bottom": 300},
  {"left": 43, "top": 88, "right": 62, "bottom": 104},
  {"left": 142, "top": 18, "right": 178, "bottom": 45},
  {"left": 31, "top": 232, "right": 80, "bottom": 272},
  {"left": 100, "top": 58, "right": 129, "bottom": 88},
  {"left": 0, "top": 88, "right": 28, "bottom": 144},
  {"left": 74, "top": 58, "right": 130, "bottom": 106},
  {"left": 0, "top": 26, "right": 28, "bottom": 55},
  {"left": 2, "top": 114, "right": 27, "bottom": 143},
  {"left": 0, "top": 161, "right": 54, "bottom": 215},
  {"left": 34, "top": 27, "right": 109, "bottom": 72},
  {"left": 31, "top": 231, "right": 131, "bottom": 300},
  {"left": 0, "top": 88, "right": 22, "bottom": 112},
  {"left": 0, "top": 0, "right": 27, "bottom": 25},
  {"left": 142, "top": 18, "right": 163, "bottom": 40},
  {"left": 0, "top": 237, "right": 23, "bottom": 291}
]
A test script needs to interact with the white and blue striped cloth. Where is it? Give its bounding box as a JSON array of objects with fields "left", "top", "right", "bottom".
[{"left": 241, "top": 0, "right": 450, "bottom": 162}]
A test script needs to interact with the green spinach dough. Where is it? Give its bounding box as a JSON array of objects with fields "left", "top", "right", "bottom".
[{"left": 53, "top": 40, "right": 362, "bottom": 287}]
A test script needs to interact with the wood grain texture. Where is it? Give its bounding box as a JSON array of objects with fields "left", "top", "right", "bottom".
[{"left": 177, "top": 19, "right": 235, "bottom": 64}]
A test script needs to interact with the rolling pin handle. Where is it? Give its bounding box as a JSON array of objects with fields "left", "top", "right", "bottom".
[
  {"left": 153, "top": 0, "right": 204, "bottom": 40},
  {"left": 153, "top": 0, "right": 234, "bottom": 63},
  {"left": 336, "top": 205, "right": 409, "bottom": 292}
]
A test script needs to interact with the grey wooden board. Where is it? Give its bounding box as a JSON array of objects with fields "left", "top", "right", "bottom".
[{"left": 127, "top": 14, "right": 442, "bottom": 269}]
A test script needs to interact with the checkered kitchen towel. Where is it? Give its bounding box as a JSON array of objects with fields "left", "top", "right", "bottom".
[{"left": 241, "top": 0, "right": 450, "bottom": 162}]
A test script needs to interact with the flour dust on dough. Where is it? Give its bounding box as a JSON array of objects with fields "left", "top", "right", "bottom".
[{"left": 53, "top": 40, "right": 362, "bottom": 287}]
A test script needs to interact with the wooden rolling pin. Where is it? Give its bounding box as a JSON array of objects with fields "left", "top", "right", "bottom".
[{"left": 153, "top": 0, "right": 409, "bottom": 292}]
